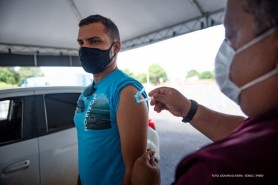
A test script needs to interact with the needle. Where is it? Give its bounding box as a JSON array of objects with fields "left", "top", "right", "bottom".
[{"left": 139, "top": 97, "right": 153, "bottom": 102}]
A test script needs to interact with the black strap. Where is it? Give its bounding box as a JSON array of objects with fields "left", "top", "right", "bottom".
[
  {"left": 182, "top": 100, "right": 198, "bottom": 123},
  {"left": 83, "top": 82, "right": 96, "bottom": 97}
]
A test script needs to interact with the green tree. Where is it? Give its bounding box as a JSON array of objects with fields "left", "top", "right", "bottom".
[
  {"left": 148, "top": 64, "right": 168, "bottom": 84},
  {"left": 123, "top": 69, "right": 134, "bottom": 77},
  {"left": 135, "top": 73, "right": 147, "bottom": 83},
  {"left": 17, "top": 67, "right": 44, "bottom": 85},
  {"left": 123, "top": 69, "right": 147, "bottom": 84},
  {"left": 199, "top": 71, "right": 214, "bottom": 79},
  {"left": 186, "top": 69, "right": 199, "bottom": 79},
  {"left": 0, "top": 67, "right": 18, "bottom": 84}
]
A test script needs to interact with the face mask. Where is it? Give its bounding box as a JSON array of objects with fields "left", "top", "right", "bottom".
[
  {"left": 79, "top": 43, "right": 116, "bottom": 74},
  {"left": 215, "top": 28, "right": 277, "bottom": 104}
]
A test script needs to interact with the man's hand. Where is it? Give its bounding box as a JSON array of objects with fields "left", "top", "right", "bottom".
[{"left": 131, "top": 150, "right": 160, "bottom": 185}]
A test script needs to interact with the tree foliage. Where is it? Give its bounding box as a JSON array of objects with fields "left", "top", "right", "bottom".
[
  {"left": 186, "top": 69, "right": 199, "bottom": 78},
  {"left": 17, "top": 67, "right": 44, "bottom": 85},
  {"left": 186, "top": 69, "right": 214, "bottom": 80},
  {"left": 199, "top": 71, "right": 214, "bottom": 79},
  {"left": 135, "top": 73, "right": 147, "bottom": 83},
  {"left": 123, "top": 69, "right": 147, "bottom": 84},
  {"left": 123, "top": 69, "right": 134, "bottom": 77},
  {"left": 0, "top": 67, "right": 44, "bottom": 87},
  {"left": 148, "top": 64, "right": 168, "bottom": 84},
  {"left": 0, "top": 67, "right": 19, "bottom": 85}
]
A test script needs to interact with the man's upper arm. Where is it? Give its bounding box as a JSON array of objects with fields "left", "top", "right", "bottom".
[{"left": 117, "top": 85, "right": 148, "bottom": 170}]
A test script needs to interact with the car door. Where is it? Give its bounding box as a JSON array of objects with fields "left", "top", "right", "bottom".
[
  {"left": 35, "top": 92, "right": 79, "bottom": 185},
  {"left": 0, "top": 95, "right": 40, "bottom": 185}
]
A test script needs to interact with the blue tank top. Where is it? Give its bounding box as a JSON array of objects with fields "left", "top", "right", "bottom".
[{"left": 74, "top": 69, "right": 147, "bottom": 185}]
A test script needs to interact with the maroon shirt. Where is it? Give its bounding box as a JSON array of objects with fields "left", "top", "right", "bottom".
[{"left": 173, "top": 112, "right": 278, "bottom": 185}]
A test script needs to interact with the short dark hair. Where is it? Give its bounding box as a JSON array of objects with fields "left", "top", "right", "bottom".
[
  {"left": 79, "top": 14, "right": 120, "bottom": 42},
  {"left": 243, "top": 0, "right": 278, "bottom": 35}
]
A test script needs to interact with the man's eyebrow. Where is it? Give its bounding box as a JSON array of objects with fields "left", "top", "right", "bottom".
[
  {"left": 77, "top": 36, "right": 101, "bottom": 42},
  {"left": 87, "top": 36, "right": 101, "bottom": 41}
]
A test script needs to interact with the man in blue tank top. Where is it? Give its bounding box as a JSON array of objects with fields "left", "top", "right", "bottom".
[{"left": 74, "top": 14, "right": 149, "bottom": 185}]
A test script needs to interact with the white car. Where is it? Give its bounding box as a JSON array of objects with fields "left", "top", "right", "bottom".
[{"left": 0, "top": 86, "right": 159, "bottom": 185}]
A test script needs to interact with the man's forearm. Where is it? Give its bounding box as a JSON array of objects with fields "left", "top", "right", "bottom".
[{"left": 190, "top": 104, "right": 245, "bottom": 141}]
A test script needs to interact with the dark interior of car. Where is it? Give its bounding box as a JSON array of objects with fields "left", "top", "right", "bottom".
[{"left": 0, "top": 99, "right": 22, "bottom": 144}]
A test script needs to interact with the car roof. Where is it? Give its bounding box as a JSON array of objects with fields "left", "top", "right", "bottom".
[{"left": 0, "top": 86, "right": 84, "bottom": 99}]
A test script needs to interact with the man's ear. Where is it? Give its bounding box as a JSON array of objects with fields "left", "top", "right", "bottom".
[{"left": 113, "top": 41, "right": 121, "bottom": 54}]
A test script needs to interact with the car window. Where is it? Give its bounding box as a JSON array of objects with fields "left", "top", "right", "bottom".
[
  {"left": 44, "top": 93, "right": 79, "bottom": 132},
  {"left": 0, "top": 98, "right": 23, "bottom": 144},
  {"left": 0, "top": 100, "right": 9, "bottom": 120}
]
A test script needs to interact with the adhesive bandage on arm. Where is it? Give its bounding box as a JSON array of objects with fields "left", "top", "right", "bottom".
[{"left": 134, "top": 88, "right": 153, "bottom": 104}]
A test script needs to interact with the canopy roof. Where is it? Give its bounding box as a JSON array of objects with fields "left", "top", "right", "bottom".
[{"left": 0, "top": 0, "right": 225, "bottom": 66}]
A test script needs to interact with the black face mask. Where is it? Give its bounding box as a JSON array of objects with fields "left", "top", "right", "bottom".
[{"left": 79, "top": 43, "right": 115, "bottom": 74}]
